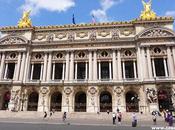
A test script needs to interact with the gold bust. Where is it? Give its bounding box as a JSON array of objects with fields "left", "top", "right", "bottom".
[
  {"left": 18, "top": 10, "right": 32, "bottom": 28},
  {"left": 140, "top": 0, "right": 156, "bottom": 20}
]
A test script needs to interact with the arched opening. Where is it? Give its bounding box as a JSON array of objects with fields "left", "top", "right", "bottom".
[
  {"left": 100, "top": 91, "right": 112, "bottom": 112},
  {"left": 74, "top": 91, "right": 86, "bottom": 112},
  {"left": 2, "top": 91, "right": 11, "bottom": 110},
  {"left": 27, "top": 92, "right": 38, "bottom": 111},
  {"left": 50, "top": 92, "right": 62, "bottom": 111},
  {"left": 126, "top": 91, "right": 139, "bottom": 112},
  {"left": 158, "top": 89, "right": 173, "bottom": 111}
]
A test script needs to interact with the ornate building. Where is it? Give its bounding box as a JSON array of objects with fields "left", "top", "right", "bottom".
[{"left": 0, "top": 1, "right": 175, "bottom": 113}]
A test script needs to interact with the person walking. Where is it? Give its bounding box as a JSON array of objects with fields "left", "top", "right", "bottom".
[
  {"left": 43, "top": 111, "right": 47, "bottom": 119},
  {"left": 168, "top": 112, "right": 173, "bottom": 126},
  {"left": 117, "top": 112, "right": 122, "bottom": 125},
  {"left": 112, "top": 112, "right": 116, "bottom": 125},
  {"left": 132, "top": 113, "right": 137, "bottom": 127},
  {"left": 62, "top": 112, "right": 67, "bottom": 122},
  {"left": 152, "top": 114, "right": 157, "bottom": 125}
]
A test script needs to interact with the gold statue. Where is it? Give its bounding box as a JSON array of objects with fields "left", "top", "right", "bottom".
[
  {"left": 140, "top": 0, "right": 157, "bottom": 20},
  {"left": 18, "top": 10, "right": 32, "bottom": 28}
]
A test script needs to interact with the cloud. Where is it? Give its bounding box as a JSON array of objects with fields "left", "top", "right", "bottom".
[
  {"left": 165, "top": 11, "right": 175, "bottom": 17},
  {"left": 20, "top": 0, "right": 75, "bottom": 15},
  {"left": 91, "top": 0, "right": 123, "bottom": 22}
]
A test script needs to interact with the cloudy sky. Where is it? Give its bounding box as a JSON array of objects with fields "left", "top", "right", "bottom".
[{"left": 0, "top": 0, "right": 175, "bottom": 27}]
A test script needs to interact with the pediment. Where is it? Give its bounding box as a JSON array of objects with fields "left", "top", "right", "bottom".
[
  {"left": 0, "top": 35, "right": 28, "bottom": 45},
  {"left": 136, "top": 27, "right": 175, "bottom": 39}
]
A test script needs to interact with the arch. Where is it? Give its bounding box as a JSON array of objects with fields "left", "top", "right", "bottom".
[
  {"left": 158, "top": 89, "right": 173, "bottom": 111},
  {"left": 50, "top": 92, "right": 62, "bottom": 112},
  {"left": 74, "top": 91, "right": 86, "bottom": 112},
  {"left": 0, "top": 35, "right": 28, "bottom": 45},
  {"left": 100, "top": 91, "right": 112, "bottom": 112},
  {"left": 125, "top": 91, "right": 139, "bottom": 112},
  {"left": 2, "top": 91, "right": 11, "bottom": 110},
  {"left": 136, "top": 26, "right": 175, "bottom": 39},
  {"left": 27, "top": 92, "right": 39, "bottom": 111}
]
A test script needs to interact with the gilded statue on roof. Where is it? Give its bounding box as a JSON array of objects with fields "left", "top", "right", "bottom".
[
  {"left": 18, "top": 10, "right": 32, "bottom": 28},
  {"left": 140, "top": 0, "right": 157, "bottom": 20}
]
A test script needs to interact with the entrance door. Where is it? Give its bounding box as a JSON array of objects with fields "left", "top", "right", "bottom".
[
  {"left": 27, "top": 92, "right": 38, "bottom": 111},
  {"left": 100, "top": 91, "right": 112, "bottom": 112},
  {"left": 158, "top": 90, "right": 173, "bottom": 111},
  {"left": 126, "top": 91, "right": 139, "bottom": 112},
  {"left": 50, "top": 92, "right": 62, "bottom": 111},
  {"left": 75, "top": 92, "right": 86, "bottom": 112},
  {"left": 2, "top": 91, "right": 11, "bottom": 110}
]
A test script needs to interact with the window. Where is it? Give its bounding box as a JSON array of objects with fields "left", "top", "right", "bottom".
[
  {"left": 154, "top": 58, "right": 166, "bottom": 77},
  {"left": 32, "top": 64, "right": 41, "bottom": 80},
  {"left": 54, "top": 63, "right": 63, "bottom": 79},
  {"left": 125, "top": 61, "right": 134, "bottom": 78},
  {"left": 5, "top": 63, "right": 15, "bottom": 79},
  {"left": 101, "top": 62, "right": 109, "bottom": 79},
  {"left": 77, "top": 62, "right": 86, "bottom": 79}
]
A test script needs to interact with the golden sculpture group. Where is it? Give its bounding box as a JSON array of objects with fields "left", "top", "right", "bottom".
[
  {"left": 18, "top": 10, "right": 32, "bottom": 28},
  {"left": 140, "top": 0, "right": 157, "bottom": 20}
]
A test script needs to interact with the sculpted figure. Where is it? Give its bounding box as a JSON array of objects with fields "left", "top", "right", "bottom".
[
  {"left": 146, "top": 88, "right": 157, "bottom": 103},
  {"left": 18, "top": 10, "right": 32, "bottom": 28}
]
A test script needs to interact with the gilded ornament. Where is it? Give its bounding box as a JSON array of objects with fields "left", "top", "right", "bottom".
[
  {"left": 140, "top": 0, "right": 157, "bottom": 20},
  {"left": 18, "top": 10, "right": 32, "bottom": 28}
]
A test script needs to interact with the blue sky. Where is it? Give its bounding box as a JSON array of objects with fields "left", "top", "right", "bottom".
[{"left": 0, "top": 0, "right": 175, "bottom": 27}]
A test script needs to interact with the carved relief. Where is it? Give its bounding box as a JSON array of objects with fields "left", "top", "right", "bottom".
[
  {"left": 89, "top": 30, "right": 97, "bottom": 41},
  {"left": 53, "top": 52, "right": 65, "bottom": 60},
  {"left": 46, "top": 34, "right": 54, "bottom": 42},
  {"left": 76, "top": 32, "right": 88, "bottom": 38},
  {"left": 75, "top": 51, "right": 88, "bottom": 59},
  {"left": 150, "top": 47, "right": 166, "bottom": 56},
  {"left": 6, "top": 52, "right": 18, "bottom": 60},
  {"left": 97, "top": 50, "right": 112, "bottom": 59},
  {"left": 111, "top": 29, "right": 120, "bottom": 40},
  {"left": 64, "top": 87, "right": 72, "bottom": 95},
  {"left": 98, "top": 30, "right": 110, "bottom": 37},
  {"left": 55, "top": 33, "right": 67, "bottom": 40},
  {"left": 114, "top": 87, "right": 123, "bottom": 97},
  {"left": 31, "top": 53, "right": 44, "bottom": 61},
  {"left": 35, "top": 34, "right": 46, "bottom": 41},
  {"left": 67, "top": 32, "right": 75, "bottom": 42},
  {"left": 121, "top": 29, "right": 133, "bottom": 36},
  {"left": 40, "top": 87, "right": 49, "bottom": 95},
  {"left": 0, "top": 37, "right": 26, "bottom": 44},
  {"left": 121, "top": 49, "right": 136, "bottom": 58},
  {"left": 88, "top": 87, "right": 97, "bottom": 95},
  {"left": 145, "top": 88, "right": 157, "bottom": 103}
]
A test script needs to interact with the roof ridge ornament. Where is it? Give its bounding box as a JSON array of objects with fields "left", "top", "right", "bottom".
[
  {"left": 140, "top": 0, "right": 157, "bottom": 20},
  {"left": 17, "top": 10, "right": 32, "bottom": 28}
]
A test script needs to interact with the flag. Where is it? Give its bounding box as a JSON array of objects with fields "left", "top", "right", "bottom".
[
  {"left": 91, "top": 14, "right": 96, "bottom": 23},
  {"left": 72, "top": 14, "right": 76, "bottom": 24}
]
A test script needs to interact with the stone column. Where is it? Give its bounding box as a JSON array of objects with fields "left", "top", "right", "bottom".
[
  {"left": 15, "top": 52, "right": 22, "bottom": 81},
  {"left": 146, "top": 48, "right": 153, "bottom": 79},
  {"left": 112, "top": 50, "right": 117, "bottom": 81},
  {"left": 93, "top": 51, "right": 97, "bottom": 81},
  {"left": 85, "top": 62, "right": 88, "bottom": 80},
  {"left": 23, "top": 51, "right": 31, "bottom": 82},
  {"left": 98, "top": 61, "right": 101, "bottom": 80},
  {"left": 137, "top": 47, "right": 142, "bottom": 80},
  {"left": 40, "top": 64, "right": 43, "bottom": 80},
  {"left": 4, "top": 63, "right": 8, "bottom": 79},
  {"left": 62, "top": 63, "right": 65, "bottom": 80},
  {"left": 69, "top": 51, "right": 74, "bottom": 81},
  {"left": 65, "top": 52, "right": 70, "bottom": 81},
  {"left": 122, "top": 61, "right": 125, "bottom": 79},
  {"left": 133, "top": 60, "right": 137, "bottom": 79},
  {"left": 151, "top": 59, "right": 156, "bottom": 78},
  {"left": 19, "top": 52, "right": 26, "bottom": 81},
  {"left": 141, "top": 48, "right": 148, "bottom": 80},
  {"left": 89, "top": 51, "right": 93, "bottom": 81},
  {"left": 75, "top": 62, "right": 77, "bottom": 80},
  {"left": 172, "top": 47, "right": 175, "bottom": 68},
  {"left": 42, "top": 53, "right": 48, "bottom": 81},
  {"left": 52, "top": 63, "right": 55, "bottom": 80},
  {"left": 167, "top": 47, "right": 175, "bottom": 78},
  {"left": 163, "top": 58, "right": 168, "bottom": 77},
  {"left": 109, "top": 61, "right": 112, "bottom": 80},
  {"left": 117, "top": 50, "right": 122, "bottom": 80},
  {"left": 46, "top": 52, "right": 52, "bottom": 81},
  {"left": 0, "top": 53, "right": 5, "bottom": 80},
  {"left": 30, "top": 63, "right": 34, "bottom": 80}
]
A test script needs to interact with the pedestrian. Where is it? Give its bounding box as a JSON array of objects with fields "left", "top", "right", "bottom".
[
  {"left": 152, "top": 114, "right": 157, "bottom": 125},
  {"left": 117, "top": 112, "right": 122, "bottom": 125},
  {"left": 132, "top": 113, "right": 137, "bottom": 127},
  {"left": 50, "top": 110, "right": 53, "bottom": 117},
  {"left": 168, "top": 112, "right": 173, "bottom": 126},
  {"left": 112, "top": 112, "right": 116, "bottom": 125},
  {"left": 43, "top": 111, "right": 47, "bottom": 119},
  {"left": 62, "top": 112, "right": 67, "bottom": 122},
  {"left": 107, "top": 110, "right": 110, "bottom": 115}
]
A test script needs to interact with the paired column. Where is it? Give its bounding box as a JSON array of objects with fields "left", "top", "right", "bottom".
[
  {"left": 65, "top": 52, "right": 70, "bottom": 81},
  {"left": 112, "top": 50, "right": 117, "bottom": 81},
  {"left": 42, "top": 53, "right": 48, "bottom": 81},
  {"left": 151, "top": 59, "right": 156, "bottom": 78},
  {"left": 141, "top": 48, "right": 148, "bottom": 79},
  {"left": 89, "top": 51, "right": 93, "bottom": 81},
  {"left": 122, "top": 61, "right": 125, "bottom": 79},
  {"left": 117, "top": 50, "right": 122, "bottom": 80},
  {"left": 23, "top": 51, "right": 31, "bottom": 82},
  {"left": 75, "top": 62, "right": 77, "bottom": 80},
  {"left": 137, "top": 47, "right": 142, "bottom": 80},
  {"left": 14, "top": 52, "right": 22, "bottom": 80},
  {"left": 30, "top": 63, "right": 34, "bottom": 80},
  {"left": 0, "top": 53, "right": 5, "bottom": 80},
  {"left": 109, "top": 61, "right": 112, "bottom": 80},
  {"left": 85, "top": 62, "right": 88, "bottom": 80},
  {"left": 98, "top": 61, "right": 101, "bottom": 80},
  {"left": 172, "top": 47, "right": 175, "bottom": 68},
  {"left": 4, "top": 63, "right": 8, "bottom": 79},
  {"left": 163, "top": 58, "right": 168, "bottom": 77},
  {"left": 167, "top": 47, "right": 175, "bottom": 77},
  {"left": 40, "top": 64, "right": 44, "bottom": 80},
  {"left": 52, "top": 63, "right": 55, "bottom": 80},
  {"left": 133, "top": 60, "right": 137, "bottom": 79},
  {"left": 19, "top": 52, "right": 26, "bottom": 81},
  {"left": 69, "top": 51, "right": 74, "bottom": 81},
  {"left": 146, "top": 48, "right": 153, "bottom": 79},
  {"left": 62, "top": 63, "right": 65, "bottom": 80},
  {"left": 93, "top": 51, "right": 97, "bottom": 81},
  {"left": 46, "top": 52, "right": 52, "bottom": 81}
]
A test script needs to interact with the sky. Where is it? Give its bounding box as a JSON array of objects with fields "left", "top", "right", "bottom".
[{"left": 0, "top": 0, "right": 175, "bottom": 27}]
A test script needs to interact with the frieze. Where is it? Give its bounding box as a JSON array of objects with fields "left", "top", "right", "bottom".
[
  {"left": 98, "top": 30, "right": 110, "bottom": 37},
  {"left": 55, "top": 33, "right": 67, "bottom": 40},
  {"left": 0, "top": 37, "right": 26, "bottom": 45},
  {"left": 76, "top": 32, "right": 88, "bottom": 38}
]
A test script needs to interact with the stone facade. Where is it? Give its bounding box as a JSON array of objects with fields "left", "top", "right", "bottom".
[{"left": 0, "top": 17, "right": 175, "bottom": 113}]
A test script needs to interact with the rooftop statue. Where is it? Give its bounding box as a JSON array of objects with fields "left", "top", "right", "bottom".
[
  {"left": 18, "top": 10, "right": 32, "bottom": 28},
  {"left": 140, "top": 0, "right": 157, "bottom": 20}
]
